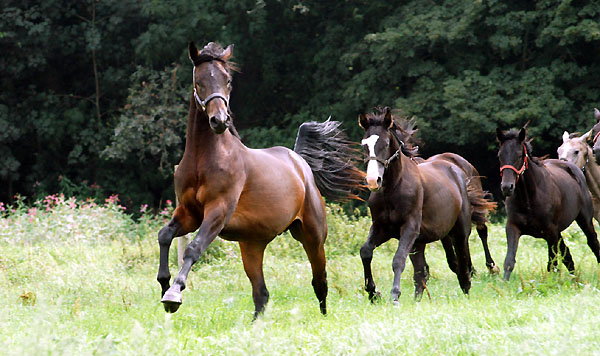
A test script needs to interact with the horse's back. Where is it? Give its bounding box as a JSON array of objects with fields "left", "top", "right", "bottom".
[
  {"left": 221, "top": 146, "right": 324, "bottom": 240},
  {"left": 417, "top": 160, "right": 470, "bottom": 239},
  {"left": 545, "top": 159, "right": 588, "bottom": 196},
  {"left": 543, "top": 159, "right": 592, "bottom": 227}
]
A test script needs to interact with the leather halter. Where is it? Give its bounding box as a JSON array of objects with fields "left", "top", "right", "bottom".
[
  {"left": 593, "top": 130, "right": 600, "bottom": 144},
  {"left": 192, "top": 65, "right": 230, "bottom": 112},
  {"left": 364, "top": 130, "right": 405, "bottom": 168},
  {"left": 500, "top": 144, "right": 529, "bottom": 181}
]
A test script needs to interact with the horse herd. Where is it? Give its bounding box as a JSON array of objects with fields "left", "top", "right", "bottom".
[{"left": 156, "top": 42, "right": 600, "bottom": 318}]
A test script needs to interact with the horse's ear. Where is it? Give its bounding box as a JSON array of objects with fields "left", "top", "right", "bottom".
[
  {"left": 221, "top": 44, "right": 234, "bottom": 61},
  {"left": 188, "top": 41, "right": 200, "bottom": 65},
  {"left": 383, "top": 107, "right": 393, "bottom": 129},
  {"left": 496, "top": 128, "right": 505, "bottom": 142},
  {"left": 562, "top": 131, "right": 570, "bottom": 143},
  {"left": 595, "top": 108, "right": 600, "bottom": 122},
  {"left": 581, "top": 129, "right": 593, "bottom": 141},
  {"left": 518, "top": 127, "right": 527, "bottom": 142},
  {"left": 358, "top": 112, "right": 368, "bottom": 130}
]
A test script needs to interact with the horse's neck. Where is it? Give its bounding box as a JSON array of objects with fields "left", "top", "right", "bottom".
[
  {"left": 514, "top": 159, "right": 542, "bottom": 201},
  {"left": 184, "top": 98, "right": 238, "bottom": 157},
  {"left": 382, "top": 152, "right": 412, "bottom": 190},
  {"left": 583, "top": 147, "right": 600, "bottom": 200}
]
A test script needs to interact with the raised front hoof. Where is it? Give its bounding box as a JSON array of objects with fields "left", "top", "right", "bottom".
[{"left": 161, "top": 290, "right": 182, "bottom": 313}]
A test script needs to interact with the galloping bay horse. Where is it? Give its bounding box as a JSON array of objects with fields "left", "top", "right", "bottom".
[
  {"left": 358, "top": 107, "right": 494, "bottom": 302},
  {"left": 497, "top": 126, "right": 600, "bottom": 280},
  {"left": 157, "top": 42, "right": 364, "bottom": 318}
]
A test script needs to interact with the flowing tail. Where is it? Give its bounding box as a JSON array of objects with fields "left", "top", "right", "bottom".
[
  {"left": 293, "top": 119, "right": 366, "bottom": 202},
  {"left": 466, "top": 180, "right": 497, "bottom": 226}
]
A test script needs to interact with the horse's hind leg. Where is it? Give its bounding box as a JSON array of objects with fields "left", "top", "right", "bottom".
[
  {"left": 289, "top": 219, "right": 328, "bottom": 315},
  {"left": 476, "top": 224, "right": 499, "bottom": 274},
  {"left": 450, "top": 217, "right": 472, "bottom": 294},
  {"left": 239, "top": 240, "right": 270, "bottom": 320},
  {"left": 409, "top": 242, "right": 429, "bottom": 300},
  {"left": 576, "top": 213, "right": 600, "bottom": 263},
  {"left": 441, "top": 237, "right": 458, "bottom": 275}
]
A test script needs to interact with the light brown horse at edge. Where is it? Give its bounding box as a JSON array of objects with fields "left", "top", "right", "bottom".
[
  {"left": 557, "top": 129, "right": 600, "bottom": 224},
  {"left": 157, "top": 42, "right": 364, "bottom": 319}
]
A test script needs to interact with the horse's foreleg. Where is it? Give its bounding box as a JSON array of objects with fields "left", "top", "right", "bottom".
[
  {"left": 546, "top": 237, "right": 560, "bottom": 273},
  {"left": 391, "top": 220, "right": 420, "bottom": 304},
  {"left": 157, "top": 218, "right": 182, "bottom": 296},
  {"left": 239, "top": 240, "right": 270, "bottom": 320},
  {"left": 558, "top": 235, "right": 575, "bottom": 273},
  {"left": 360, "top": 225, "right": 386, "bottom": 302},
  {"left": 503, "top": 222, "right": 521, "bottom": 281},
  {"left": 161, "top": 207, "right": 227, "bottom": 313}
]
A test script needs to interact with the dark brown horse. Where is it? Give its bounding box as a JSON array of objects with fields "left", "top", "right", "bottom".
[
  {"left": 497, "top": 126, "right": 600, "bottom": 280},
  {"left": 395, "top": 118, "right": 499, "bottom": 274},
  {"left": 157, "top": 42, "right": 364, "bottom": 318},
  {"left": 358, "top": 107, "right": 494, "bottom": 302}
]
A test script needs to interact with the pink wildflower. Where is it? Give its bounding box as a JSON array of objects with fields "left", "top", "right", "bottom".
[{"left": 140, "top": 204, "right": 148, "bottom": 213}]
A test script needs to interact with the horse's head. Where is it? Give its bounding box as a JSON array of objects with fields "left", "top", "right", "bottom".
[
  {"left": 358, "top": 107, "right": 416, "bottom": 191},
  {"left": 557, "top": 130, "right": 592, "bottom": 169},
  {"left": 590, "top": 108, "right": 600, "bottom": 163},
  {"left": 189, "top": 41, "right": 236, "bottom": 134},
  {"left": 496, "top": 126, "right": 530, "bottom": 197}
]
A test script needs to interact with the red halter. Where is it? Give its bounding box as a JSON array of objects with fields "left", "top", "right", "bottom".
[{"left": 500, "top": 144, "right": 529, "bottom": 181}]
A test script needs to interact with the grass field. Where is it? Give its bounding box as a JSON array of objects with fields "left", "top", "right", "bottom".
[{"left": 2, "top": 196, "right": 600, "bottom": 355}]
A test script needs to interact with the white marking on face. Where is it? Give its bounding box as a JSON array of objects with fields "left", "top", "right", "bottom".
[
  {"left": 362, "top": 134, "right": 383, "bottom": 190},
  {"left": 362, "top": 135, "right": 379, "bottom": 157}
]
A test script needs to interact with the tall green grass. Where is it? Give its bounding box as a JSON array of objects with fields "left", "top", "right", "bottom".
[{"left": 2, "top": 196, "right": 600, "bottom": 355}]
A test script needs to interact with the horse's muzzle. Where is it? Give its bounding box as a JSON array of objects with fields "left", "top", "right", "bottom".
[
  {"left": 366, "top": 176, "right": 382, "bottom": 191},
  {"left": 501, "top": 183, "right": 514, "bottom": 197},
  {"left": 209, "top": 115, "right": 230, "bottom": 134}
]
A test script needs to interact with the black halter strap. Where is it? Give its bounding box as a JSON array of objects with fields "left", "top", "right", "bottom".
[{"left": 364, "top": 129, "right": 405, "bottom": 168}]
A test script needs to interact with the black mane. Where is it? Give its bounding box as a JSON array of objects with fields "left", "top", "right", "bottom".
[{"left": 366, "top": 106, "right": 419, "bottom": 158}]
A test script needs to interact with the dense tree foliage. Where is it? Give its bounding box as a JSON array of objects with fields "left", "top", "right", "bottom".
[{"left": 2, "top": 0, "right": 600, "bottom": 207}]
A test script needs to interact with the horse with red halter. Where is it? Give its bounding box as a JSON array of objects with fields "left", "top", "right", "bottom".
[
  {"left": 497, "top": 126, "right": 600, "bottom": 280},
  {"left": 358, "top": 107, "right": 489, "bottom": 302},
  {"left": 157, "top": 42, "right": 364, "bottom": 318}
]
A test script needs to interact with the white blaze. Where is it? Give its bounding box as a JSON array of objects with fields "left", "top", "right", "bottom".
[{"left": 362, "top": 135, "right": 382, "bottom": 189}]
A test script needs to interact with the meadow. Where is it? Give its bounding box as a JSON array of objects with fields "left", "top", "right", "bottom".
[{"left": 2, "top": 195, "right": 600, "bottom": 355}]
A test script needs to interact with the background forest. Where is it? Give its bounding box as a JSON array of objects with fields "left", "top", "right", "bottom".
[{"left": 2, "top": 0, "right": 600, "bottom": 209}]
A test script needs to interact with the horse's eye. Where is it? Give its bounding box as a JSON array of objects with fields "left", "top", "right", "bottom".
[{"left": 575, "top": 150, "right": 579, "bottom": 155}]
